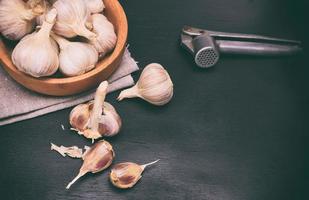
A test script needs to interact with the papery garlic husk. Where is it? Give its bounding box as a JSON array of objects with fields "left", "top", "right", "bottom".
[
  {"left": 118, "top": 63, "right": 174, "bottom": 106},
  {"left": 84, "top": 0, "right": 105, "bottom": 14},
  {"left": 70, "top": 81, "right": 122, "bottom": 140},
  {"left": 53, "top": 0, "right": 96, "bottom": 39},
  {"left": 51, "top": 143, "right": 83, "bottom": 158},
  {"left": 0, "top": 0, "right": 46, "bottom": 40},
  {"left": 12, "top": 8, "right": 59, "bottom": 78},
  {"left": 110, "top": 160, "right": 160, "bottom": 189},
  {"left": 52, "top": 34, "right": 98, "bottom": 76},
  {"left": 89, "top": 14, "right": 117, "bottom": 56},
  {"left": 66, "top": 140, "right": 115, "bottom": 189}
]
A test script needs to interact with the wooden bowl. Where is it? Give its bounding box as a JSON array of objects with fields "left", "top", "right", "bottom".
[{"left": 0, "top": 0, "right": 127, "bottom": 96}]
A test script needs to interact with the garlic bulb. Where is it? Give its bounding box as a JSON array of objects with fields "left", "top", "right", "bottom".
[
  {"left": 53, "top": 0, "right": 96, "bottom": 39},
  {"left": 118, "top": 63, "right": 174, "bottom": 106},
  {"left": 70, "top": 81, "right": 122, "bottom": 141},
  {"left": 52, "top": 34, "right": 98, "bottom": 76},
  {"left": 12, "top": 8, "right": 59, "bottom": 78},
  {"left": 84, "top": 0, "right": 105, "bottom": 14},
  {"left": 89, "top": 14, "right": 117, "bottom": 56},
  {"left": 110, "top": 160, "right": 160, "bottom": 189},
  {"left": 0, "top": 0, "right": 45, "bottom": 40}
]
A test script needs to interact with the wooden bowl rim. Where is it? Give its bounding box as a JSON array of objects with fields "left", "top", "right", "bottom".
[{"left": 0, "top": 0, "right": 128, "bottom": 86}]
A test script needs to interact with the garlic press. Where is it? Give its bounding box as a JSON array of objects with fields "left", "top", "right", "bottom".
[{"left": 181, "top": 25, "right": 302, "bottom": 68}]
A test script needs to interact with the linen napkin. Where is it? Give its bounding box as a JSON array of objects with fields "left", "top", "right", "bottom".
[{"left": 0, "top": 48, "right": 139, "bottom": 126}]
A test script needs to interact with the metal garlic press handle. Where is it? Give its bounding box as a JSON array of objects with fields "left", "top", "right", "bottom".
[
  {"left": 182, "top": 25, "right": 301, "bottom": 45},
  {"left": 216, "top": 40, "right": 302, "bottom": 56}
]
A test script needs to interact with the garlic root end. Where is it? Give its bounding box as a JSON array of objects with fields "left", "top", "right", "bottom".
[
  {"left": 141, "top": 159, "right": 160, "bottom": 170},
  {"left": 66, "top": 170, "right": 87, "bottom": 190}
]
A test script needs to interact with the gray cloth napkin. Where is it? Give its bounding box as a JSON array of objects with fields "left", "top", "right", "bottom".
[{"left": 0, "top": 48, "right": 139, "bottom": 126}]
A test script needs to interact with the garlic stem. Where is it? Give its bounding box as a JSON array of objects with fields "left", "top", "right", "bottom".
[
  {"left": 117, "top": 85, "right": 140, "bottom": 101},
  {"left": 21, "top": 9, "right": 38, "bottom": 20},
  {"left": 75, "top": 25, "right": 97, "bottom": 41},
  {"left": 66, "top": 170, "right": 87, "bottom": 189},
  {"left": 51, "top": 33, "right": 70, "bottom": 50},
  {"left": 89, "top": 81, "right": 109, "bottom": 133},
  {"left": 141, "top": 159, "right": 160, "bottom": 170},
  {"left": 37, "top": 8, "right": 57, "bottom": 37}
]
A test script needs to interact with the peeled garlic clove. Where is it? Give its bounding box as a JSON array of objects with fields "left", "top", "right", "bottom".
[
  {"left": 52, "top": 34, "right": 98, "bottom": 76},
  {"left": 118, "top": 63, "right": 174, "bottom": 106},
  {"left": 53, "top": 0, "right": 96, "bottom": 39},
  {"left": 89, "top": 14, "right": 117, "bottom": 56},
  {"left": 0, "top": 0, "right": 45, "bottom": 40},
  {"left": 110, "top": 160, "right": 159, "bottom": 189},
  {"left": 12, "top": 8, "right": 59, "bottom": 77},
  {"left": 66, "top": 140, "right": 114, "bottom": 189},
  {"left": 84, "top": 0, "right": 105, "bottom": 14}
]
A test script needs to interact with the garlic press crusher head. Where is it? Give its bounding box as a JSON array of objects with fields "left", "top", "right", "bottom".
[{"left": 181, "top": 25, "right": 302, "bottom": 68}]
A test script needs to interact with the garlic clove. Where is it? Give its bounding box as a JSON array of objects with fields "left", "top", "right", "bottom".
[
  {"left": 53, "top": 0, "right": 96, "bottom": 39},
  {"left": 71, "top": 102, "right": 122, "bottom": 140},
  {"left": 51, "top": 33, "right": 98, "bottom": 77},
  {"left": 84, "top": 0, "right": 105, "bottom": 14},
  {"left": 11, "top": 8, "right": 59, "bottom": 77},
  {"left": 69, "top": 103, "right": 92, "bottom": 132},
  {"left": 110, "top": 160, "right": 160, "bottom": 189},
  {"left": 0, "top": 0, "right": 45, "bottom": 40},
  {"left": 70, "top": 82, "right": 122, "bottom": 141},
  {"left": 66, "top": 140, "right": 114, "bottom": 189},
  {"left": 97, "top": 102, "right": 122, "bottom": 137},
  {"left": 117, "top": 63, "right": 174, "bottom": 106},
  {"left": 89, "top": 14, "right": 117, "bottom": 56}
]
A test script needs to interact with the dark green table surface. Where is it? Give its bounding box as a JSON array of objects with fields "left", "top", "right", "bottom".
[{"left": 0, "top": 0, "right": 308, "bottom": 199}]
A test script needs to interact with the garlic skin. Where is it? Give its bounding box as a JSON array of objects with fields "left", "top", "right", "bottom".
[
  {"left": 118, "top": 63, "right": 174, "bottom": 106},
  {"left": 110, "top": 160, "right": 159, "bottom": 189},
  {"left": 69, "top": 103, "right": 91, "bottom": 131},
  {"left": 53, "top": 0, "right": 96, "bottom": 39},
  {"left": 52, "top": 34, "right": 98, "bottom": 76},
  {"left": 51, "top": 143, "right": 83, "bottom": 158},
  {"left": 84, "top": 0, "right": 105, "bottom": 14},
  {"left": 0, "top": 0, "right": 45, "bottom": 40},
  {"left": 12, "top": 8, "right": 59, "bottom": 78},
  {"left": 89, "top": 14, "right": 117, "bottom": 56},
  {"left": 97, "top": 102, "right": 122, "bottom": 137},
  {"left": 70, "top": 81, "right": 122, "bottom": 141},
  {"left": 66, "top": 140, "right": 115, "bottom": 189}
]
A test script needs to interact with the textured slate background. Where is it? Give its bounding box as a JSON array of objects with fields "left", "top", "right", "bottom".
[{"left": 0, "top": 0, "right": 308, "bottom": 199}]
